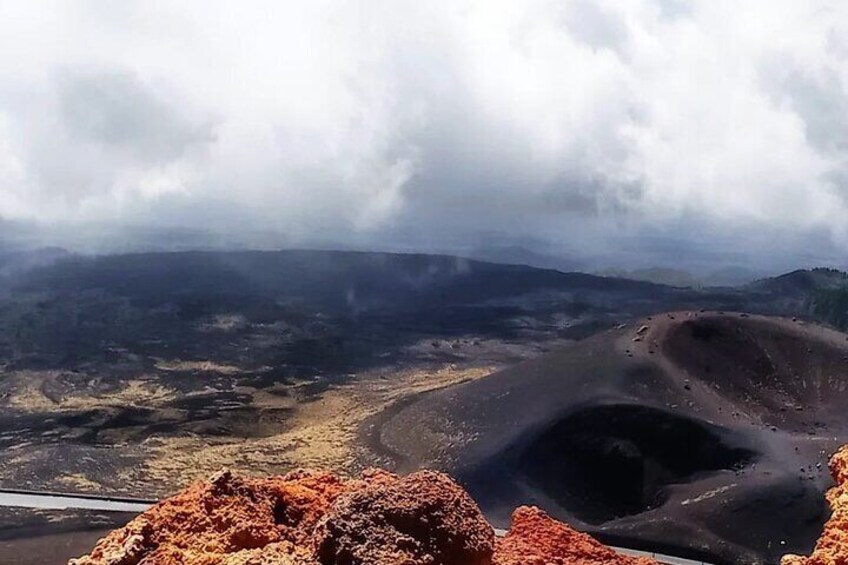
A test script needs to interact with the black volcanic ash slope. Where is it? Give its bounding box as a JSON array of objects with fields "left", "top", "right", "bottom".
[
  {"left": 367, "top": 312, "right": 848, "bottom": 565},
  {"left": 0, "top": 249, "right": 688, "bottom": 376}
]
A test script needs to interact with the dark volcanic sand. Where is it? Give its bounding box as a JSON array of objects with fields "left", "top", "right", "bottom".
[
  {"left": 0, "top": 508, "right": 137, "bottom": 565},
  {"left": 366, "top": 312, "right": 848, "bottom": 564}
]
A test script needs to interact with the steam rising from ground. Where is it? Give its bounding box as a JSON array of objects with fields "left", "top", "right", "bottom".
[{"left": 1, "top": 1, "right": 847, "bottom": 268}]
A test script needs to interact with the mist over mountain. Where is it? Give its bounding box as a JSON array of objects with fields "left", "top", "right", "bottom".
[{"left": 2, "top": 1, "right": 848, "bottom": 273}]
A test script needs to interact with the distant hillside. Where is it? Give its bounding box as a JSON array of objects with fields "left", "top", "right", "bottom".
[
  {"left": 813, "top": 286, "right": 848, "bottom": 330},
  {"left": 701, "top": 266, "right": 764, "bottom": 287},
  {"left": 749, "top": 268, "right": 848, "bottom": 330},
  {"left": 2, "top": 249, "right": 699, "bottom": 371},
  {"left": 597, "top": 265, "right": 764, "bottom": 289},
  {"left": 0, "top": 247, "right": 70, "bottom": 292},
  {"left": 597, "top": 267, "right": 701, "bottom": 288},
  {"left": 465, "top": 245, "right": 584, "bottom": 273},
  {"left": 14, "top": 249, "right": 667, "bottom": 314},
  {"left": 749, "top": 268, "right": 848, "bottom": 295},
  {"left": 4, "top": 249, "right": 847, "bottom": 371}
]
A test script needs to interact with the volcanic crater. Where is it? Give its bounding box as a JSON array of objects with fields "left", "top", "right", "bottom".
[
  {"left": 520, "top": 403, "right": 755, "bottom": 524},
  {"left": 367, "top": 312, "right": 848, "bottom": 563}
]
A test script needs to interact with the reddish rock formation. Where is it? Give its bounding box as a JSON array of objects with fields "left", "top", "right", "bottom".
[
  {"left": 494, "top": 506, "right": 656, "bottom": 565},
  {"left": 314, "top": 470, "right": 494, "bottom": 565},
  {"left": 71, "top": 468, "right": 656, "bottom": 565},
  {"left": 68, "top": 468, "right": 354, "bottom": 565},
  {"left": 783, "top": 446, "right": 848, "bottom": 565}
]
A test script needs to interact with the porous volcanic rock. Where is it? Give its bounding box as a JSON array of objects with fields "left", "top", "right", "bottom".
[
  {"left": 314, "top": 470, "right": 494, "bottom": 565},
  {"left": 71, "top": 468, "right": 655, "bottom": 565},
  {"left": 494, "top": 506, "right": 655, "bottom": 565},
  {"left": 68, "top": 468, "right": 354, "bottom": 565},
  {"left": 783, "top": 446, "right": 848, "bottom": 565}
]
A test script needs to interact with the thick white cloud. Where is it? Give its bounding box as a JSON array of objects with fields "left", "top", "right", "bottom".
[{"left": 1, "top": 0, "right": 847, "bottom": 264}]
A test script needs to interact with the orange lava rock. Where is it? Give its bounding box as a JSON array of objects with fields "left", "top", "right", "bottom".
[
  {"left": 69, "top": 468, "right": 354, "bottom": 565},
  {"left": 71, "top": 468, "right": 657, "bottom": 565},
  {"left": 493, "top": 506, "right": 657, "bottom": 565},
  {"left": 782, "top": 446, "right": 848, "bottom": 565}
]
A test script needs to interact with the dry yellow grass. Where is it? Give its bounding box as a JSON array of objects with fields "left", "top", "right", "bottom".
[
  {"left": 0, "top": 363, "right": 496, "bottom": 496},
  {"left": 153, "top": 359, "right": 243, "bottom": 375},
  {"left": 4, "top": 372, "right": 177, "bottom": 412},
  {"left": 55, "top": 474, "right": 104, "bottom": 493},
  {"left": 143, "top": 364, "right": 495, "bottom": 492}
]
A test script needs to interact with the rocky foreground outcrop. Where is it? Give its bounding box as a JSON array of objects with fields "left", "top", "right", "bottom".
[
  {"left": 783, "top": 446, "right": 848, "bottom": 564},
  {"left": 495, "top": 506, "right": 654, "bottom": 565},
  {"left": 71, "top": 468, "right": 655, "bottom": 565}
]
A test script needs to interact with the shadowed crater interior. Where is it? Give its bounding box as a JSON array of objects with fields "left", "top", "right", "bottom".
[{"left": 520, "top": 404, "right": 754, "bottom": 524}]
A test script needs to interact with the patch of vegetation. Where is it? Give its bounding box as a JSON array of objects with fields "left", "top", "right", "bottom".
[{"left": 813, "top": 285, "right": 848, "bottom": 330}]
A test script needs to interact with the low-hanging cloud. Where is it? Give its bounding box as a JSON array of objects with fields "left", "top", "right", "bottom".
[
  {"left": 0, "top": 0, "right": 847, "bottom": 270},
  {"left": 58, "top": 69, "right": 215, "bottom": 165}
]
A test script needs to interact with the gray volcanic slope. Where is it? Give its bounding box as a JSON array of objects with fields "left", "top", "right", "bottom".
[{"left": 367, "top": 312, "right": 848, "bottom": 564}]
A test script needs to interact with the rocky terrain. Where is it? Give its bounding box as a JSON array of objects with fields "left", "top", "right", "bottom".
[
  {"left": 2, "top": 250, "right": 848, "bottom": 563},
  {"left": 64, "top": 444, "right": 848, "bottom": 565},
  {"left": 0, "top": 249, "right": 706, "bottom": 496},
  {"left": 70, "top": 467, "right": 654, "bottom": 565}
]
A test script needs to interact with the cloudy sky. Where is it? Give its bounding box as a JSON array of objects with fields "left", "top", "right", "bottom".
[{"left": 1, "top": 1, "right": 847, "bottom": 271}]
